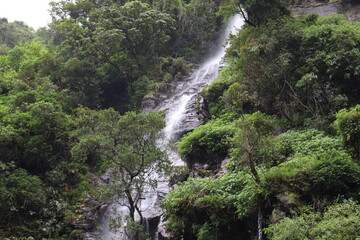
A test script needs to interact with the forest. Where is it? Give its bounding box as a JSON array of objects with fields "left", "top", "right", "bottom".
[{"left": 0, "top": 0, "right": 359, "bottom": 239}]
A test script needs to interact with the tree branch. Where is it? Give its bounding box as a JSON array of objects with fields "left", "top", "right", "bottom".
[{"left": 238, "top": 4, "right": 254, "bottom": 26}]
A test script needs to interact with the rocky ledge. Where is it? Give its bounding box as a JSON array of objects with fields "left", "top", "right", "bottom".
[{"left": 291, "top": 0, "right": 360, "bottom": 22}]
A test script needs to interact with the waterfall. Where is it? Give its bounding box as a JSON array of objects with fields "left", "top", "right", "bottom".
[
  {"left": 155, "top": 14, "right": 244, "bottom": 166},
  {"left": 100, "top": 15, "right": 244, "bottom": 240}
]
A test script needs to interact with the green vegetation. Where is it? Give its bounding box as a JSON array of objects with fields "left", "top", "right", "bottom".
[
  {"left": 178, "top": 118, "right": 236, "bottom": 166},
  {"left": 72, "top": 109, "right": 169, "bottom": 237},
  {"left": 265, "top": 202, "right": 360, "bottom": 240},
  {"left": 163, "top": 172, "right": 251, "bottom": 240},
  {"left": 334, "top": 105, "right": 360, "bottom": 162},
  {"left": 166, "top": 129, "right": 360, "bottom": 239},
  {"left": 224, "top": 14, "right": 360, "bottom": 128},
  {"left": 0, "top": 0, "right": 231, "bottom": 238},
  {"left": 165, "top": 3, "right": 360, "bottom": 240},
  {"left": 0, "top": 0, "right": 240, "bottom": 237},
  {"left": 0, "top": 0, "right": 359, "bottom": 239}
]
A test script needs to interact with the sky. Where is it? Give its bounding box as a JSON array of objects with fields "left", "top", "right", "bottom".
[{"left": 0, "top": 0, "right": 54, "bottom": 29}]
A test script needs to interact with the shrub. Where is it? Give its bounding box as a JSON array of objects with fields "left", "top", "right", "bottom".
[
  {"left": 333, "top": 105, "right": 360, "bottom": 162},
  {"left": 265, "top": 202, "right": 360, "bottom": 240},
  {"left": 202, "top": 76, "right": 233, "bottom": 118},
  {"left": 163, "top": 172, "right": 251, "bottom": 239},
  {"left": 265, "top": 130, "right": 360, "bottom": 201},
  {"left": 178, "top": 119, "right": 236, "bottom": 166}
]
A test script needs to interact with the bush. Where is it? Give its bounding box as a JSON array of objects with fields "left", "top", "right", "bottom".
[
  {"left": 265, "top": 202, "right": 360, "bottom": 240},
  {"left": 230, "top": 111, "right": 279, "bottom": 172},
  {"left": 163, "top": 172, "right": 251, "bottom": 240},
  {"left": 333, "top": 105, "right": 360, "bottom": 162},
  {"left": 265, "top": 130, "right": 360, "bottom": 201},
  {"left": 178, "top": 119, "right": 236, "bottom": 166},
  {"left": 0, "top": 167, "right": 46, "bottom": 235},
  {"left": 277, "top": 129, "right": 344, "bottom": 158},
  {"left": 202, "top": 76, "right": 233, "bottom": 118}
]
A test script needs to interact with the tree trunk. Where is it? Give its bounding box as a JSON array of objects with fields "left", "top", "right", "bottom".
[{"left": 258, "top": 208, "right": 263, "bottom": 240}]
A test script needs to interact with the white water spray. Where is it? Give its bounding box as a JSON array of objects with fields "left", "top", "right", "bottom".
[{"left": 156, "top": 14, "right": 244, "bottom": 166}]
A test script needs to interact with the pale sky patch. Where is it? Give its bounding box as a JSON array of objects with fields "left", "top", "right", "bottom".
[{"left": 0, "top": 0, "right": 55, "bottom": 29}]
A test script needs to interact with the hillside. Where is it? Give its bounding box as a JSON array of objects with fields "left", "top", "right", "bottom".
[{"left": 0, "top": 0, "right": 359, "bottom": 239}]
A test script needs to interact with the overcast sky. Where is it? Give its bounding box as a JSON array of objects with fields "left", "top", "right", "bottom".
[{"left": 0, "top": 0, "right": 53, "bottom": 29}]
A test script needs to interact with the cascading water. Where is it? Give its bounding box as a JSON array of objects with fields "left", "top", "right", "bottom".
[
  {"left": 155, "top": 14, "right": 244, "bottom": 167},
  {"left": 100, "top": 14, "right": 244, "bottom": 240}
]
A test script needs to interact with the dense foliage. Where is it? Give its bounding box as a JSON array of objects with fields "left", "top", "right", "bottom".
[
  {"left": 166, "top": 129, "right": 360, "bottom": 239},
  {"left": 0, "top": 0, "right": 359, "bottom": 239},
  {"left": 223, "top": 14, "right": 360, "bottom": 127},
  {"left": 334, "top": 104, "right": 360, "bottom": 162},
  {"left": 0, "top": 0, "right": 232, "bottom": 238},
  {"left": 166, "top": 3, "right": 360, "bottom": 240},
  {"left": 163, "top": 172, "right": 252, "bottom": 240},
  {"left": 265, "top": 202, "right": 360, "bottom": 240},
  {"left": 178, "top": 118, "right": 236, "bottom": 166}
]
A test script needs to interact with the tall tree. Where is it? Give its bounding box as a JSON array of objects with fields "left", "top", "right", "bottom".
[
  {"left": 89, "top": 1, "right": 175, "bottom": 75},
  {"left": 0, "top": 19, "right": 33, "bottom": 50},
  {"left": 231, "top": 112, "right": 277, "bottom": 240},
  {"left": 71, "top": 108, "right": 169, "bottom": 237}
]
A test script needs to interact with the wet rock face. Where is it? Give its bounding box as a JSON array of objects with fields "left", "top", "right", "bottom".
[
  {"left": 291, "top": 0, "right": 360, "bottom": 21},
  {"left": 157, "top": 215, "right": 173, "bottom": 240},
  {"left": 142, "top": 94, "right": 161, "bottom": 113},
  {"left": 177, "top": 94, "right": 209, "bottom": 136},
  {"left": 189, "top": 158, "right": 231, "bottom": 178},
  {"left": 291, "top": 0, "right": 339, "bottom": 17},
  {"left": 74, "top": 173, "right": 111, "bottom": 239},
  {"left": 73, "top": 197, "right": 108, "bottom": 239},
  {"left": 142, "top": 77, "right": 182, "bottom": 113},
  {"left": 146, "top": 216, "right": 161, "bottom": 239},
  {"left": 142, "top": 80, "right": 210, "bottom": 137},
  {"left": 341, "top": 1, "right": 360, "bottom": 22}
]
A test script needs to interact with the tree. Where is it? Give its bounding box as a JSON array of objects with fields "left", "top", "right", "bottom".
[
  {"left": 7, "top": 42, "right": 53, "bottom": 81},
  {"left": 0, "top": 19, "right": 33, "bottom": 49},
  {"left": 224, "top": 14, "right": 360, "bottom": 127},
  {"left": 59, "top": 57, "right": 103, "bottom": 108},
  {"left": 48, "top": 1, "right": 177, "bottom": 110},
  {"left": 298, "top": 14, "right": 360, "bottom": 114},
  {"left": 0, "top": 89, "right": 72, "bottom": 175},
  {"left": 220, "top": 0, "right": 290, "bottom": 26},
  {"left": 89, "top": 1, "right": 175, "bottom": 74},
  {"left": 155, "top": 0, "right": 183, "bottom": 18},
  {"left": 231, "top": 112, "right": 277, "bottom": 183},
  {"left": 230, "top": 112, "right": 277, "bottom": 240},
  {"left": 71, "top": 108, "right": 169, "bottom": 238},
  {"left": 0, "top": 163, "right": 46, "bottom": 235}
]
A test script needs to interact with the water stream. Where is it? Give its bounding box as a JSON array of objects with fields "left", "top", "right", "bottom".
[
  {"left": 100, "top": 14, "right": 244, "bottom": 240},
  {"left": 155, "top": 14, "right": 244, "bottom": 167}
]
